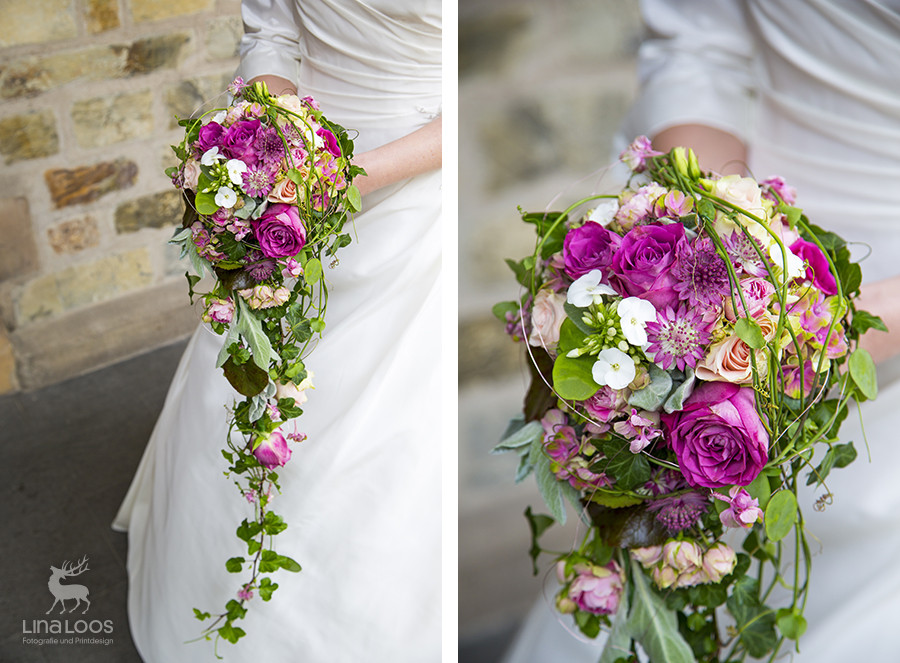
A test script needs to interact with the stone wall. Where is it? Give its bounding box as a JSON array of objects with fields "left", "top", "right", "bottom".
[
  {"left": 0, "top": 0, "right": 243, "bottom": 392},
  {"left": 458, "top": 0, "right": 643, "bottom": 646}
]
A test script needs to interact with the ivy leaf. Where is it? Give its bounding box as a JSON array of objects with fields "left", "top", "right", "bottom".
[
  {"left": 600, "top": 439, "right": 650, "bottom": 490},
  {"left": 851, "top": 309, "right": 888, "bottom": 335},
  {"left": 236, "top": 519, "right": 262, "bottom": 543},
  {"left": 259, "top": 577, "right": 279, "bottom": 601},
  {"left": 764, "top": 490, "right": 798, "bottom": 542},
  {"left": 524, "top": 507, "right": 554, "bottom": 575},
  {"left": 776, "top": 608, "right": 808, "bottom": 641},
  {"left": 523, "top": 211, "right": 568, "bottom": 259},
  {"left": 193, "top": 608, "right": 211, "bottom": 621},
  {"left": 586, "top": 503, "right": 668, "bottom": 549},
  {"left": 225, "top": 557, "right": 244, "bottom": 573},
  {"left": 218, "top": 623, "right": 246, "bottom": 644},
  {"left": 259, "top": 550, "right": 280, "bottom": 573}
]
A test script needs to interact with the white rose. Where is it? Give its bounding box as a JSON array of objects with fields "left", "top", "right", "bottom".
[
  {"left": 708, "top": 175, "right": 771, "bottom": 246},
  {"left": 275, "top": 371, "right": 315, "bottom": 406}
]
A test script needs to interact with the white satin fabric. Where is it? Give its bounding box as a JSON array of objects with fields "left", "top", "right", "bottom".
[
  {"left": 506, "top": 1, "right": 900, "bottom": 661},
  {"left": 113, "top": 2, "right": 441, "bottom": 661}
]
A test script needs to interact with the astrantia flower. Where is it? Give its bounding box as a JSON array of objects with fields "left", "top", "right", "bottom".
[
  {"left": 567, "top": 270, "right": 616, "bottom": 307},
  {"left": 724, "top": 231, "right": 768, "bottom": 277},
  {"left": 671, "top": 238, "right": 730, "bottom": 309},
  {"left": 242, "top": 164, "right": 275, "bottom": 198},
  {"left": 617, "top": 296, "right": 656, "bottom": 346},
  {"left": 645, "top": 304, "right": 711, "bottom": 371},
  {"left": 591, "top": 347, "right": 636, "bottom": 390},
  {"left": 646, "top": 491, "right": 709, "bottom": 533},
  {"left": 245, "top": 250, "right": 277, "bottom": 282},
  {"left": 254, "top": 126, "right": 286, "bottom": 168}
]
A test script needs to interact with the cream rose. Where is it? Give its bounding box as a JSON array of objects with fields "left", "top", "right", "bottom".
[
  {"left": 276, "top": 371, "right": 315, "bottom": 406},
  {"left": 696, "top": 314, "right": 776, "bottom": 383},
  {"left": 528, "top": 289, "right": 567, "bottom": 351},
  {"left": 708, "top": 175, "right": 772, "bottom": 246},
  {"left": 268, "top": 177, "right": 300, "bottom": 205}
]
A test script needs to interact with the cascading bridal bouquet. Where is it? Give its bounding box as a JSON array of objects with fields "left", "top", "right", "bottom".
[
  {"left": 166, "top": 78, "right": 363, "bottom": 650},
  {"left": 494, "top": 137, "right": 884, "bottom": 662}
]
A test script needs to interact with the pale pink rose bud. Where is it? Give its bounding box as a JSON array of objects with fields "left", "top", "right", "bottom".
[
  {"left": 275, "top": 371, "right": 314, "bottom": 406},
  {"left": 252, "top": 430, "right": 292, "bottom": 468},
  {"left": 652, "top": 565, "right": 678, "bottom": 590},
  {"left": 675, "top": 567, "right": 709, "bottom": 588},
  {"left": 528, "top": 288, "right": 567, "bottom": 352},
  {"left": 556, "top": 560, "right": 569, "bottom": 584},
  {"left": 183, "top": 159, "right": 201, "bottom": 191},
  {"left": 630, "top": 546, "right": 664, "bottom": 568},
  {"left": 556, "top": 594, "right": 577, "bottom": 614},
  {"left": 268, "top": 177, "right": 300, "bottom": 205},
  {"left": 663, "top": 540, "right": 703, "bottom": 573},
  {"left": 702, "top": 543, "right": 737, "bottom": 583}
]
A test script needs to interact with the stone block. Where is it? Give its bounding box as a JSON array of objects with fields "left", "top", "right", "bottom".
[
  {"left": 0, "top": 0, "right": 77, "bottom": 48},
  {"left": 164, "top": 73, "right": 234, "bottom": 128},
  {"left": 15, "top": 249, "right": 153, "bottom": 325},
  {"left": 47, "top": 216, "right": 101, "bottom": 254},
  {"left": 458, "top": 7, "right": 531, "bottom": 77},
  {"left": 0, "top": 36, "right": 190, "bottom": 100},
  {"left": 0, "top": 111, "right": 59, "bottom": 163},
  {"left": 206, "top": 16, "right": 243, "bottom": 60},
  {"left": 11, "top": 280, "right": 200, "bottom": 390},
  {"left": 114, "top": 190, "right": 182, "bottom": 233},
  {"left": 44, "top": 159, "right": 138, "bottom": 208},
  {"left": 0, "top": 326, "right": 18, "bottom": 394},
  {"left": 458, "top": 316, "right": 522, "bottom": 385},
  {"left": 0, "top": 197, "right": 40, "bottom": 281},
  {"left": 86, "top": 0, "right": 120, "bottom": 33},
  {"left": 71, "top": 90, "right": 154, "bottom": 149},
  {"left": 131, "top": 0, "right": 215, "bottom": 23},
  {"left": 125, "top": 33, "right": 192, "bottom": 75}
]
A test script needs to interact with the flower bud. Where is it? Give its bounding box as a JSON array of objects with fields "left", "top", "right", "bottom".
[{"left": 702, "top": 543, "right": 737, "bottom": 583}]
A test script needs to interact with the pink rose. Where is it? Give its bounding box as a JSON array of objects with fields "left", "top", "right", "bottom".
[
  {"left": 252, "top": 430, "right": 292, "bottom": 468},
  {"left": 252, "top": 203, "right": 306, "bottom": 258},
  {"left": 610, "top": 222, "right": 687, "bottom": 309},
  {"left": 562, "top": 221, "right": 621, "bottom": 279},
  {"left": 222, "top": 119, "right": 261, "bottom": 164},
  {"left": 660, "top": 382, "right": 769, "bottom": 488},
  {"left": 790, "top": 237, "right": 838, "bottom": 296},
  {"left": 724, "top": 277, "right": 775, "bottom": 321},
  {"left": 565, "top": 561, "right": 624, "bottom": 616},
  {"left": 702, "top": 543, "right": 737, "bottom": 583},
  {"left": 267, "top": 178, "right": 300, "bottom": 205},
  {"left": 316, "top": 127, "right": 341, "bottom": 157},
  {"left": 202, "top": 297, "right": 234, "bottom": 324},
  {"left": 696, "top": 313, "right": 776, "bottom": 384},
  {"left": 528, "top": 289, "right": 567, "bottom": 351}
]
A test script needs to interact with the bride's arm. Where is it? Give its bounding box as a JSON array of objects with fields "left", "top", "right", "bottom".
[{"left": 853, "top": 278, "right": 900, "bottom": 364}]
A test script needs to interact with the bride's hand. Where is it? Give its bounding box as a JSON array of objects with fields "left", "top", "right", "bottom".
[
  {"left": 246, "top": 75, "right": 297, "bottom": 96},
  {"left": 855, "top": 276, "right": 900, "bottom": 364}
]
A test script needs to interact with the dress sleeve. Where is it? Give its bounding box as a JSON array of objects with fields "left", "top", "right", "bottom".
[
  {"left": 238, "top": 0, "right": 302, "bottom": 84},
  {"left": 622, "top": 0, "right": 758, "bottom": 143}
]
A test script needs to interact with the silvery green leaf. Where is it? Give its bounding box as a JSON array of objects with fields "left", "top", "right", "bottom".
[
  {"left": 169, "top": 227, "right": 192, "bottom": 244},
  {"left": 664, "top": 367, "right": 696, "bottom": 413},
  {"left": 188, "top": 245, "right": 211, "bottom": 277},
  {"left": 492, "top": 419, "right": 543, "bottom": 454},
  {"left": 514, "top": 454, "right": 534, "bottom": 483},
  {"left": 628, "top": 363, "right": 673, "bottom": 411},
  {"left": 533, "top": 453, "right": 571, "bottom": 525},
  {"left": 216, "top": 324, "right": 241, "bottom": 368},
  {"left": 249, "top": 393, "right": 267, "bottom": 423},
  {"left": 598, "top": 589, "right": 632, "bottom": 663},
  {"left": 627, "top": 560, "right": 697, "bottom": 663},
  {"left": 236, "top": 298, "right": 273, "bottom": 371}
]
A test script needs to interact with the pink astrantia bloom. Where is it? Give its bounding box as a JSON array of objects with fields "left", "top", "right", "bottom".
[
  {"left": 646, "top": 491, "right": 709, "bottom": 533},
  {"left": 613, "top": 408, "right": 662, "bottom": 453},
  {"left": 724, "top": 231, "right": 768, "bottom": 278},
  {"left": 645, "top": 304, "right": 712, "bottom": 371},
  {"left": 713, "top": 486, "right": 764, "bottom": 529},
  {"left": 252, "top": 430, "right": 292, "bottom": 468},
  {"left": 670, "top": 237, "right": 731, "bottom": 310}
]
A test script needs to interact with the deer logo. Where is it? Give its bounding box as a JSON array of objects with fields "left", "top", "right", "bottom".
[{"left": 46, "top": 556, "right": 91, "bottom": 614}]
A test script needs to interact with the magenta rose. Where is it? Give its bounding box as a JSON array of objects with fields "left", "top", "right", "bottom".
[
  {"left": 660, "top": 382, "right": 769, "bottom": 488},
  {"left": 610, "top": 222, "right": 687, "bottom": 308},
  {"left": 789, "top": 238, "right": 838, "bottom": 296},
  {"left": 562, "top": 222, "right": 621, "bottom": 279},
  {"left": 316, "top": 127, "right": 341, "bottom": 157},
  {"left": 252, "top": 430, "right": 292, "bottom": 468},
  {"left": 222, "top": 119, "right": 261, "bottom": 164},
  {"left": 252, "top": 203, "right": 306, "bottom": 258},
  {"left": 196, "top": 121, "right": 225, "bottom": 153}
]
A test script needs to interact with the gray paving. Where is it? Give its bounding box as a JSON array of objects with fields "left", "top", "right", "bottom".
[{"left": 0, "top": 340, "right": 189, "bottom": 662}]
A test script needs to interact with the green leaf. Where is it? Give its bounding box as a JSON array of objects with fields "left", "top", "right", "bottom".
[
  {"left": 626, "top": 560, "right": 697, "bottom": 663},
  {"left": 263, "top": 512, "right": 288, "bottom": 536},
  {"left": 600, "top": 439, "right": 651, "bottom": 490},
  {"left": 807, "top": 442, "right": 857, "bottom": 486},
  {"left": 552, "top": 353, "right": 599, "bottom": 400},
  {"left": 236, "top": 519, "right": 262, "bottom": 542},
  {"left": 776, "top": 608, "right": 808, "bottom": 640},
  {"left": 697, "top": 199, "right": 716, "bottom": 223},
  {"left": 523, "top": 211, "right": 568, "bottom": 259},
  {"left": 685, "top": 582, "right": 728, "bottom": 608},
  {"left": 533, "top": 450, "right": 577, "bottom": 524},
  {"left": 277, "top": 554, "right": 302, "bottom": 572},
  {"left": 222, "top": 355, "right": 269, "bottom": 397},
  {"left": 235, "top": 298, "right": 274, "bottom": 371},
  {"left": 286, "top": 168, "right": 304, "bottom": 185},
  {"left": 628, "top": 364, "right": 673, "bottom": 411},
  {"left": 574, "top": 610, "right": 602, "bottom": 639},
  {"left": 598, "top": 588, "right": 632, "bottom": 663},
  {"left": 764, "top": 490, "right": 798, "bottom": 542},
  {"left": 849, "top": 348, "right": 878, "bottom": 400},
  {"left": 586, "top": 503, "right": 668, "bottom": 549},
  {"left": 663, "top": 368, "right": 696, "bottom": 413},
  {"left": 259, "top": 549, "right": 280, "bottom": 573},
  {"left": 304, "top": 257, "right": 323, "bottom": 283},
  {"left": 732, "top": 604, "right": 777, "bottom": 658},
  {"left": 193, "top": 608, "right": 211, "bottom": 621},
  {"left": 346, "top": 184, "right": 362, "bottom": 212},
  {"left": 524, "top": 506, "right": 555, "bottom": 575},
  {"left": 259, "top": 577, "right": 278, "bottom": 601},
  {"left": 777, "top": 203, "right": 802, "bottom": 227},
  {"left": 851, "top": 309, "right": 888, "bottom": 335},
  {"left": 733, "top": 317, "right": 766, "bottom": 349},
  {"left": 218, "top": 623, "right": 246, "bottom": 644},
  {"left": 492, "top": 300, "right": 519, "bottom": 322},
  {"left": 225, "top": 557, "right": 244, "bottom": 573},
  {"left": 492, "top": 419, "right": 543, "bottom": 453},
  {"left": 563, "top": 302, "right": 598, "bottom": 335},
  {"left": 587, "top": 491, "right": 644, "bottom": 508},
  {"left": 225, "top": 599, "right": 247, "bottom": 620},
  {"left": 195, "top": 191, "right": 218, "bottom": 215},
  {"left": 310, "top": 317, "right": 326, "bottom": 333}
]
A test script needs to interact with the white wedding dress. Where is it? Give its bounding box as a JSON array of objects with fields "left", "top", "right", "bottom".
[
  {"left": 113, "top": 2, "right": 441, "bottom": 661},
  {"left": 503, "top": 1, "right": 900, "bottom": 661}
]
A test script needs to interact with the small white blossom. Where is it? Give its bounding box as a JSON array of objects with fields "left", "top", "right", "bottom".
[
  {"left": 201, "top": 146, "right": 223, "bottom": 166},
  {"left": 768, "top": 242, "right": 805, "bottom": 281},
  {"left": 567, "top": 270, "right": 616, "bottom": 308},
  {"left": 584, "top": 200, "right": 619, "bottom": 225},
  {"left": 618, "top": 297, "right": 657, "bottom": 346},
  {"left": 226, "top": 159, "right": 248, "bottom": 186},
  {"left": 215, "top": 186, "right": 238, "bottom": 209},
  {"left": 592, "top": 348, "right": 636, "bottom": 390},
  {"left": 210, "top": 110, "right": 227, "bottom": 125}
]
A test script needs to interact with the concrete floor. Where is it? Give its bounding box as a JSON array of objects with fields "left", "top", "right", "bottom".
[{"left": 0, "top": 340, "right": 188, "bottom": 663}]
